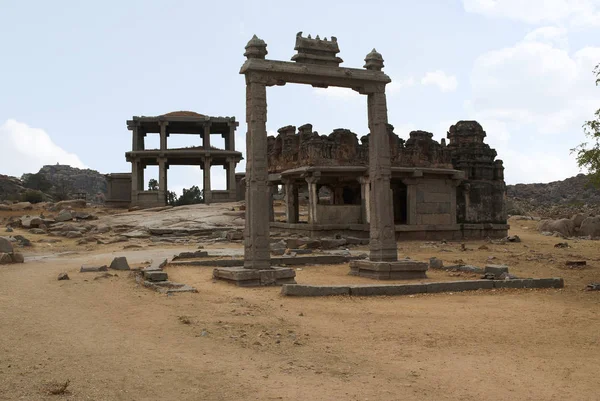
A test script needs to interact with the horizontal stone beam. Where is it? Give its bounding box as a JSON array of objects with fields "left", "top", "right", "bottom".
[{"left": 281, "top": 278, "right": 564, "bottom": 297}]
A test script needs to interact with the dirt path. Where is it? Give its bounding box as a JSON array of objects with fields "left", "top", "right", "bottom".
[{"left": 1, "top": 220, "right": 599, "bottom": 400}]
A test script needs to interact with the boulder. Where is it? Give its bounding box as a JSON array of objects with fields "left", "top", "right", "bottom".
[
  {"left": 571, "top": 213, "right": 588, "bottom": 229},
  {"left": 537, "top": 219, "right": 575, "bottom": 237},
  {"left": 13, "top": 235, "right": 31, "bottom": 247},
  {"left": 55, "top": 211, "right": 73, "bottom": 222},
  {"left": 0, "top": 253, "right": 13, "bottom": 264},
  {"left": 55, "top": 199, "right": 86, "bottom": 209},
  {"left": 57, "top": 272, "right": 70, "bottom": 280},
  {"left": 0, "top": 237, "right": 14, "bottom": 253},
  {"left": 65, "top": 231, "right": 83, "bottom": 239},
  {"left": 11, "top": 253, "right": 24, "bottom": 263},
  {"left": 429, "top": 257, "right": 444, "bottom": 269},
  {"left": 20, "top": 215, "right": 43, "bottom": 229},
  {"left": 80, "top": 265, "right": 108, "bottom": 273},
  {"left": 109, "top": 256, "right": 130, "bottom": 271},
  {"left": 579, "top": 216, "right": 600, "bottom": 238}
]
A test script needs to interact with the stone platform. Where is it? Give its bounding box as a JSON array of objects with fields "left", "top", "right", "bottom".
[
  {"left": 349, "top": 259, "right": 428, "bottom": 280},
  {"left": 213, "top": 266, "right": 296, "bottom": 287}
]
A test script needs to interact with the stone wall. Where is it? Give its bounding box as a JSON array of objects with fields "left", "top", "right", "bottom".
[
  {"left": 267, "top": 124, "right": 452, "bottom": 173},
  {"left": 447, "top": 121, "right": 506, "bottom": 225},
  {"left": 316, "top": 204, "right": 362, "bottom": 224},
  {"left": 415, "top": 179, "right": 454, "bottom": 225}
]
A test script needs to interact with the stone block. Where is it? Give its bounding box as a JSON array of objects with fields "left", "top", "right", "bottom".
[
  {"left": 173, "top": 251, "right": 208, "bottom": 260},
  {"left": 0, "top": 253, "right": 13, "bottom": 264},
  {"left": 419, "top": 214, "right": 452, "bottom": 225},
  {"left": 493, "top": 278, "right": 564, "bottom": 289},
  {"left": 417, "top": 202, "right": 451, "bottom": 214},
  {"left": 350, "top": 284, "right": 427, "bottom": 296},
  {"left": 10, "top": 253, "right": 24, "bottom": 263},
  {"left": 350, "top": 259, "right": 427, "bottom": 280},
  {"left": 144, "top": 270, "right": 168, "bottom": 282},
  {"left": 344, "top": 236, "right": 370, "bottom": 246},
  {"left": 0, "top": 237, "right": 13, "bottom": 253},
  {"left": 213, "top": 266, "right": 296, "bottom": 287},
  {"left": 426, "top": 280, "right": 494, "bottom": 293},
  {"left": 485, "top": 264, "right": 509, "bottom": 276},
  {"left": 109, "top": 257, "right": 130, "bottom": 271},
  {"left": 80, "top": 265, "right": 108, "bottom": 273},
  {"left": 281, "top": 284, "right": 350, "bottom": 297},
  {"left": 423, "top": 192, "right": 451, "bottom": 203},
  {"left": 429, "top": 257, "right": 444, "bottom": 269}
]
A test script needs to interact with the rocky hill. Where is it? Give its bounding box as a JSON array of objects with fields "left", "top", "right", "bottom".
[
  {"left": 506, "top": 173, "right": 600, "bottom": 218},
  {"left": 22, "top": 165, "right": 107, "bottom": 203},
  {"left": 0, "top": 174, "right": 27, "bottom": 201}
]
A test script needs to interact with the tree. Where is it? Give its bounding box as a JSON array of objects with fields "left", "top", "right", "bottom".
[
  {"left": 148, "top": 179, "right": 158, "bottom": 191},
  {"left": 52, "top": 178, "right": 73, "bottom": 201},
  {"left": 176, "top": 186, "right": 204, "bottom": 206},
  {"left": 22, "top": 172, "right": 52, "bottom": 192},
  {"left": 572, "top": 63, "right": 600, "bottom": 186},
  {"left": 166, "top": 191, "right": 178, "bottom": 206}
]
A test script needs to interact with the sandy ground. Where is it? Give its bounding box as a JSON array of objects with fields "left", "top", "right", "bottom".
[{"left": 1, "top": 217, "right": 599, "bottom": 401}]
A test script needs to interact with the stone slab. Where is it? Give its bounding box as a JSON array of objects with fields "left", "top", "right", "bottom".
[
  {"left": 349, "top": 259, "right": 428, "bottom": 280},
  {"left": 143, "top": 270, "right": 168, "bottom": 282},
  {"left": 213, "top": 266, "right": 297, "bottom": 287},
  {"left": 281, "top": 284, "right": 350, "bottom": 297},
  {"left": 280, "top": 278, "right": 564, "bottom": 297},
  {"left": 485, "top": 264, "right": 509, "bottom": 276},
  {"left": 426, "top": 280, "right": 494, "bottom": 293},
  {"left": 493, "top": 278, "right": 564, "bottom": 289},
  {"left": 349, "top": 284, "right": 427, "bottom": 296},
  {"left": 172, "top": 255, "right": 360, "bottom": 268},
  {"left": 80, "top": 265, "right": 108, "bottom": 273},
  {"left": 110, "top": 257, "right": 130, "bottom": 271}
]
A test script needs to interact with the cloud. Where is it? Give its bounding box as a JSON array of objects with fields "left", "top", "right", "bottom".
[
  {"left": 421, "top": 71, "right": 458, "bottom": 92},
  {"left": 462, "top": 0, "right": 600, "bottom": 27},
  {"left": 0, "top": 119, "right": 85, "bottom": 177},
  {"left": 313, "top": 86, "right": 360, "bottom": 100},
  {"left": 465, "top": 29, "right": 600, "bottom": 183},
  {"left": 387, "top": 77, "right": 416, "bottom": 94}
]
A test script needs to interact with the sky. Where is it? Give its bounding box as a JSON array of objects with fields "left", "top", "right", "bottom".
[{"left": 1, "top": 0, "right": 599, "bottom": 194}]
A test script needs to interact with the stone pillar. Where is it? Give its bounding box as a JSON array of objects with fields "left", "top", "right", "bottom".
[
  {"left": 305, "top": 176, "right": 319, "bottom": 224},
  {"left": 358, "top": 176, "right": 370, "bottom": 224},
  {"left": 203, "top": 157, "right": 212, "bottom": 204},
  {"left": 226, "top": 158, "right": 236, "bottom": 192},
  {"left": 203, "top": 123, "right": 211, "bottom": 150},
  {"left": 268, "top": 184, "right": 275, "bottom": 222},
  {"left": 158, "top": 158, "right": 168, "bottom": 192},
  {"left": 159, "top": 121, "right": 169, "bottom": 150},
  {"left": 226, "top": 123, "right": 236, "bottom": 151},
  {"left": 243, "top": 73, "right": 271, "bottom": 270},
  {"left": 402, "top": 178, "right": 418, "bottom": 225},
  {"left": 283, "top": 179, "right": 299, "bottom": 224},
  {"left": 367, "top": 89, "right": 397, "bottom": 262},
  {"left": 131, "top": 160, "right": 139, "bottom": 194}
]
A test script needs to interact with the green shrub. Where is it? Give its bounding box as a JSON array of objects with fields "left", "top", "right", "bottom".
[{"left": 22, "top": 189, "right": 45, "bottom": 204}]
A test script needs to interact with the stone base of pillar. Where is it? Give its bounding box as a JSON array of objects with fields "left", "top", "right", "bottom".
[
  {"left": 213, "top": 266, "right": 296, "bottom": 287},
  {"left": 349, "top": 260, "right": 428, "bottom": 280}
]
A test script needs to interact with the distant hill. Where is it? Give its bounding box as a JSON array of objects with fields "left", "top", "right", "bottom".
[
  {"left": 22, "top": 165, "right": 107, "bottom": 202},
  {"left": 506, "top": 173, "right": 600, "bottom": 218},
  {"left": 0, "top": 165, "right": 107, "bottom": 203}
]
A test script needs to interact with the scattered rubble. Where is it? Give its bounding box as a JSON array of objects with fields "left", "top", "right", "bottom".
[{"left": 57, "top": 272, "right": 70, "bottom": 280}]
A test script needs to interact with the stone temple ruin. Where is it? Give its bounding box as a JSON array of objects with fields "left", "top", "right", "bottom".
[
  {"left": 106, "top": 111, "right": 243, "bottom": 208},
  {"left": 212, "top": 32, "right": 508, "bottom": 285},
  {"left": 265, "top": 120, "right": 507, "bottom": 241}
]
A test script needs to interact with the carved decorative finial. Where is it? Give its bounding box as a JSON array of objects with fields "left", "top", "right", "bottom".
[
  {"left": 244, "top": 35, "right": 268, "bottom": 59},
  {"left": 292, "top": 32, "right": 343, "bottom": 66},
  {"left": 364, "top": 48, "right": 384, "bottom": 71}
]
